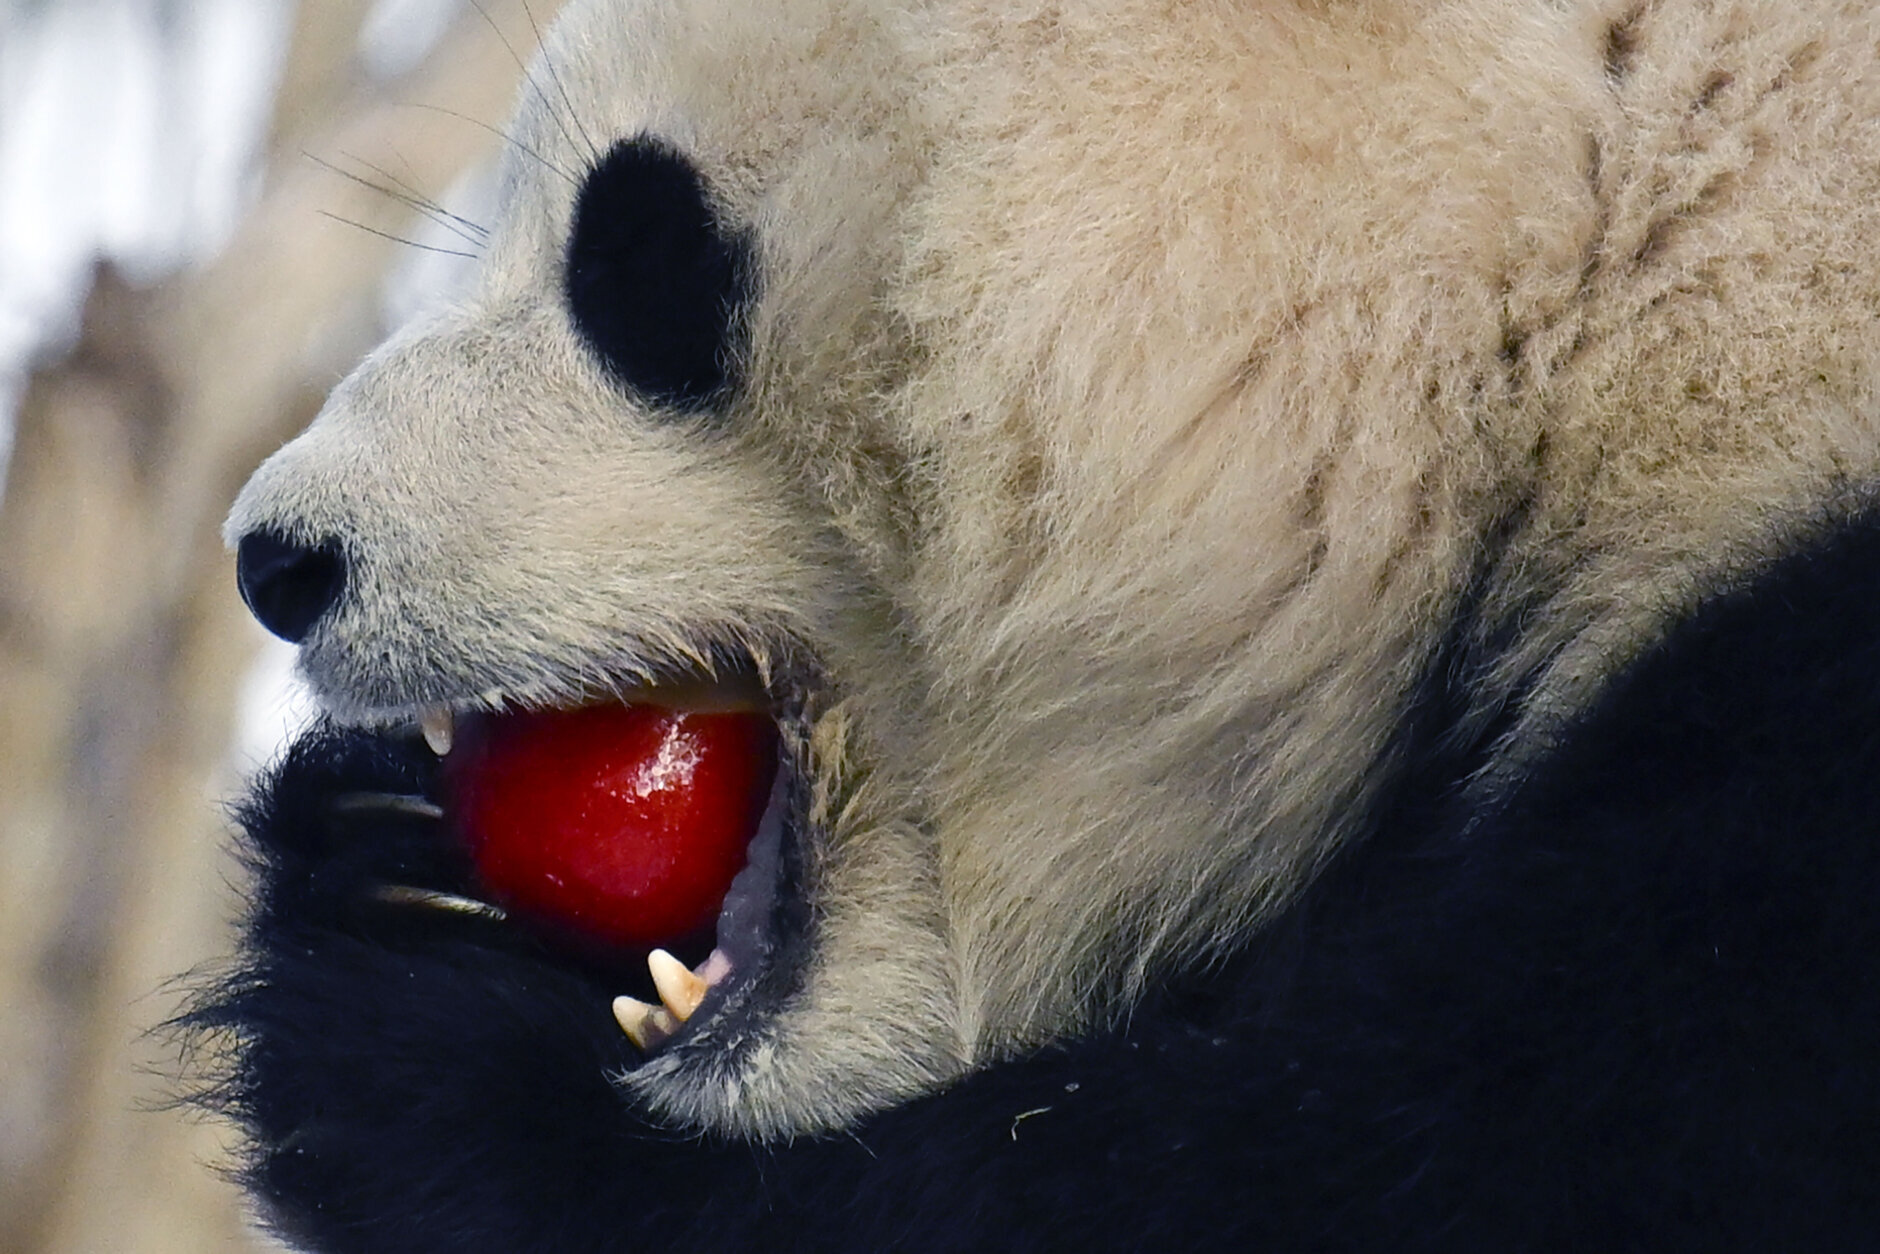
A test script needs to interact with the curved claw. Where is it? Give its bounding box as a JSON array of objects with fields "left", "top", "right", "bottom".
[
  {"left": 333, "top": 791, "right": 445, "bottom": 820},
  {"left": 370, "top": 884, "right": 508, "bottom": 921}
]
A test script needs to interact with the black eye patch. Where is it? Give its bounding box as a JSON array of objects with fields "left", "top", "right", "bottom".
[{"left": 563, "top": 136, "right": 752, "bottom": 412}]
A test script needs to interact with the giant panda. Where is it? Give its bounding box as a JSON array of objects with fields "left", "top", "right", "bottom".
[{"left": 198, "top": 0, "right": 1880, "bottom": 1248}]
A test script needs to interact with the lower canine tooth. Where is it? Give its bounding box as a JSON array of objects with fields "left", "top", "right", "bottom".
[
  {"left": 648, "top": 949, "right": 708, "bottom": 1021},
  {"left": 613, "top": 996, "right": 679, "bottom": 1052},
  {"left": 419, "top": 705, "right": 454, "bottom": 757}
]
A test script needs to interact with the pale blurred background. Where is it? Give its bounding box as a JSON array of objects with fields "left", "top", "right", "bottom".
[{"left": 0, "top": 2, "right": 564, "bottom": 1249}]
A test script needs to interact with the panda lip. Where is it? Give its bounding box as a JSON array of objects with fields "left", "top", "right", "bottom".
[
  {"left": 611, "top": 761, "right": 795, "bottom": 1053},
  {"left": 409, "top": 670, "right": 770, "bottom": 754}
]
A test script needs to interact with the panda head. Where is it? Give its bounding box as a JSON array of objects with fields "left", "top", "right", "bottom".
[{"left": 226, "top": 0, "right": 962, "bottom": 1137}]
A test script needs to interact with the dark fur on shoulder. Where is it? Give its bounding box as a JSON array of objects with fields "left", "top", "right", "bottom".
[{"left": 187, "top": 513, "right": 1880, "bottom": 1253}]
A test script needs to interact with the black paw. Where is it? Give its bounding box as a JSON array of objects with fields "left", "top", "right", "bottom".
[{"left": 188, "top": 725, "right": 748, "bottom": 1253}]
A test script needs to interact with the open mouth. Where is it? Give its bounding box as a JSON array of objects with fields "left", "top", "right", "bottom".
[{"left": 347, "top": 655, "right": 811, "bottom": 1060}]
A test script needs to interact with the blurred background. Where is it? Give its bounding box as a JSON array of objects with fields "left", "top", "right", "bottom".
[{"left": 0, "top": 1, "right": 564, "bottom": 1248}]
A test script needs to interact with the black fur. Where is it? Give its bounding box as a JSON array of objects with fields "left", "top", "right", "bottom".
[
  {"left": 563, "top": 136, "right": 751, "bottom": 412},
  {"left": 189, "top": 511, "right": 1880, "bottom": 1252}
]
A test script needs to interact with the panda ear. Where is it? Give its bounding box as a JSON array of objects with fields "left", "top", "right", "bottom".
[{"left": 563, "top": 135, "right": 753, "bottom": 413}]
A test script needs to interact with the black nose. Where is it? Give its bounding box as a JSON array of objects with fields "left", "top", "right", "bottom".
[{"left": 237, "top": 530, "right": 347, "bottom": 643}]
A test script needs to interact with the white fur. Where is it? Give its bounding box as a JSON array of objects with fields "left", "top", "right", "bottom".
[{"left": 230, "top": 0, "right": 1880, "bottom": 1134}]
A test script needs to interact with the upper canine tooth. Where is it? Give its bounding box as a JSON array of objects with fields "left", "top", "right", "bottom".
[
  {"left": 647, "top": 949, "right": 708, "bottom": 1022},
  {"left": 419, "top": 705, "right": 454, "bottom": 757}
]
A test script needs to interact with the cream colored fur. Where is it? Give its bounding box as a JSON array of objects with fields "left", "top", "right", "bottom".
[{"left": 228, "top": 0, "right": 1880, "bottom": 1135}]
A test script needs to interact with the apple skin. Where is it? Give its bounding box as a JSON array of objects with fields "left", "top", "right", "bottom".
[{"left": 444, "top": 704, "right": 779, "bottom": 953}]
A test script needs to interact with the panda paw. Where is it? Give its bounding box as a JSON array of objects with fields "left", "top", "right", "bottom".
[{"left": 186, "top": 725, "right": 765, "bottom": 1253}]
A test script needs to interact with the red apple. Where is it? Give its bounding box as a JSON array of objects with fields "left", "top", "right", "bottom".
[{"left": 445, "top": 704, "right": 778, "bottom": 953}]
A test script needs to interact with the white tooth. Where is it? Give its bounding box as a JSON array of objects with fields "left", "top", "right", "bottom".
[
  {"left": 647, "top": 949, "right": 708, "bottom": 1022},
  {"left": 419, "top": 705, "right": 454, "bottom": 757},
  {"left": 612, "top": 996, "right": 678, "bottom": 1052}
]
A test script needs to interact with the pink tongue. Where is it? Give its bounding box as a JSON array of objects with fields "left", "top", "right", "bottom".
[{"left": 443, "top": 704, "right": 779, "bottom": 953}]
